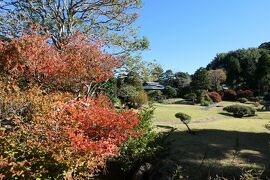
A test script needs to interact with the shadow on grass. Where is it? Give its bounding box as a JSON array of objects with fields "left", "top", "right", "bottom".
[
  {"left": 156, "top": 125, "right": 177, "bottom": 131},
  {"left": 218, "top": 112, "right": 233, "bottom": 117},
  {"left": 157, "top": 128, "right": 270, "bottom": 179},
  {"left": 174, "top": 100, "right": 195, "bottom": 105}
]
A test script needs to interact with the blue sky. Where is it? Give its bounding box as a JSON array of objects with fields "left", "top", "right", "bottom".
[{"left": 136, "top": 0, "right": 270, "bottom": 74}]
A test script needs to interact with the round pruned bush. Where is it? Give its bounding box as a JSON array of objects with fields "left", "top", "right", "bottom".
[
  {"left": 175, "top": 112, "right": 193, "bottom": 134},
  {"left": 222, "top": 89, "right": 237, "bottom": 101},
  {"left": 197, "top": 90, "right": 212, "bottom": 106},
  {"left": 175, "top": 112, "right": 191, "bottom": 123},
  {"left": 200, "top": 100, "right": 211, "bottom": 106},
  {"left": 237, "top": 90, "right": 254, "bottom": 99},
  {"left": 184, "top": 93, "right": 197, "bottom": 103},
  {"left": 238, "top": 97, "right": 248, "bottom": 103},
  {"left": 208, "top": 91, "right": 222, "bottom": 103},
  {"left": 147, "top": 90, "right": 164, "bottom": 102},
  {"left": 164, "top": 86, "right": 177, "bottom": 98},
  {"left": 223, "top": 105, "right": 256, "bottom": 118}
]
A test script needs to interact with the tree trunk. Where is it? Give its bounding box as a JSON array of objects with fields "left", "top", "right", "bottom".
[{"left": 184, "top": 123, "right": 193, "bottom": 134}]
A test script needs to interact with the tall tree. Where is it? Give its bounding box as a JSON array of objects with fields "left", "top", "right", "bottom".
[
  {"left": 208, "top": 69, "right": 226, "bottom": 91},
  {"left": 159, "top": 69, "right": 174, "bottom": 86},
  {"left": 259, "top": 42, "right": 270, "bottom": 51},
  {"left": 256, "top": 52, "right": 270, "bottom": 93},
  {"left": 190, "top": 67, "right": 211, "bottom": 91},
  {"left": 0, "top": 0, "right": 148, "bottom": 53},
  {"left": 174, "top": 72, "right": 191, "bottom": 89},
  {"left": 225, "top": 56, "right": 241, "bottom": 87}
]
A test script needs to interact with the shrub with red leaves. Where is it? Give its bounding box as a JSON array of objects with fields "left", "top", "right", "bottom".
[
  {"left": 0, "top": 92, "right": 141, "bottom": 178},
  {"left": 208, "top": 91, "right": 222, "bottom": 103},
  {"left": 237, "top": 90, "right": 254, "bottom": 99},
  {"left": 0, "top": 31, "right": 119, "bottom": 92},
  {"left": 44, "top": 94, "right": 140, "bottom": 176},
  {"left": 0, "top": 32, "right": 140, "bottom": 179},
  {"left": 222, "top": 89, "right": 237, "bottom": 101}
]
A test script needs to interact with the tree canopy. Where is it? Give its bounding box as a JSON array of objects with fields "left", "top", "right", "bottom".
[{"left": 0, "top": 0, "right": 148, "bottom": 54}]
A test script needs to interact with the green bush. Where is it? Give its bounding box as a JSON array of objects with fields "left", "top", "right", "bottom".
[
  {"left": 238, "top": 97, "right": 248, "bottom": 103},
  {"left": 113, "top": 104, "right": 164, "bottom": 173},
  {"left": 164, "top": 86, "right": 177, "bottom": 98},
  {"left": 175, "top": 112, "right": 191, "bottom": 123},
  {"left": 200, "top": 100, "right": 211, "bottom": 106},
  {"left": 223, "top": 105, "right": 256, "bottom": 118},
  {"left": 175, "top": 112, "right": 193, "bottom": 134},
  {"left": 147, "top": 90, "right": 165, "bottom": 102},
  {"left": 264, "top": 94, "right": 270, "bottom": 101},
  {"left": 195, "top": 90, "right": 212, "bottom": 106},
  {"left": 184, "top": 93, "right": 197, "bottom": 102}
]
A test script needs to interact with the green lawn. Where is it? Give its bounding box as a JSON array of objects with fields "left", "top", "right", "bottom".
[{"left": 153, "top": 101, "right": 270, "bottom": 179}]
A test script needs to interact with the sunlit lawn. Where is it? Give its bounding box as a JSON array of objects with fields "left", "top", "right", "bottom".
[{"left": 153, "top": 100, "right": 270, "bottom": 178}]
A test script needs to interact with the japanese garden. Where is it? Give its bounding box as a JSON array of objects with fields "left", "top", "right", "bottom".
[{"left": 0, "top": 1, "right": 270, "bottom": 179}]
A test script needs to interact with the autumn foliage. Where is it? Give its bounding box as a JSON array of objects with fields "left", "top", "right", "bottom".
[
  {"left": 0, "top": 32, "right": 140, "bottom": 179},
  {"left": 0, "top": 31, "right": 119, "bottom": 92},
  {"left": 222, "top": 89, "right": 237, "bottom": 101},
  {"left": 237, "top": 90, "right": 254, "bottom": 99},
  {"left": 208, "top": 91, "right": 222, "bottom": 103}
]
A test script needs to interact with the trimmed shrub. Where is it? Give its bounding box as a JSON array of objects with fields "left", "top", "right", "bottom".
[
  {"left": 222, "top": 89, "right": 237, "bottom": 101},
  {"left": 238, "top": 97, "right": 248, "bottom": 103},
  {"left": 175, "top": 112, "right": 193, "bottom": 134},
  {"left": 163, "top": 86, "right": 177, "bottom": 98},
  {"left": 147, "top": 90, "right": 164, "bottom": 102},
  {"left": 184, "top": 93, "right": 197, "bottom": 102},
  {"left": 114, "top": 104, "right": 164, "bottom": 174},
  {"left": 200, "top": 100, "right": 211, "bottom": 106},
  {"left": 223, "top": 105, "right": 256, "bottom": 118},
  {"left": 197, "top": 90, "right": 212, "bottom": 105},
  {"left": 237, "top": 90, "right": 254, "bottom": 99},
  {"left": 208, "top": 91, "right": 222, "bottom": 103},
  {"left": 175, "top": 112, "right": 191, "bottom": 123}
]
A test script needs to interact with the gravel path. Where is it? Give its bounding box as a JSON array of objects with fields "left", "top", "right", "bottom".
[{"left": 153, "top": 116, "right": 223, "bottom": 126}]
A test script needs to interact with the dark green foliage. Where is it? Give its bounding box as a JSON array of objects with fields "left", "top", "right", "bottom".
[
  {"left": 223, "top": 105, "right": 256, "bottom": 118},
  {"left": 173, "top": 72, "right": 191, "bottom": 96},
  {"left": 114, "top": 104, "right": 164, "bottom": 173},
  {"left": 256, "top": 51, "right": 270, "bottom": 93},
  {"left": 190, "top": 67, "right": 211, "bottom": 91},
  {"left": 200, "top": 100, "right": 211, "bottom": 106},
  {"left": 159, "top": 69, "right": 174, "bottom": 86},
  {"left": 175, "top": 112, "right": 191, "bottom": 122},
  {"left": 259, "top": 42, "right": 270, "bottom": 51},
  {"left": 175, "top": 112, "right": 193, "bottom": 134},
  {"left": 164, "top": 86, "right": 177, "bottom": 98},
  {"left": 147, "top": 90, "right": 165, "bottom": 102},
  {"left": 238, "top": 98, "right": 248, "bottom": 103},
  {"left": 123, "top": 71, "right": 144, "bottom": 90},
  {"left": 238, "top": 97, "right": 248, "bottom": 103},
  {"left": 226, "top": 56, "right": 242, "bottom": 86},
  {"left": 264, "top": 94, "right": 270, "bottom": 101},
  {"left": 207, "top": 48, "right": 269, "bottom": 90},
  {"left": 197, "top": 90, "right": 212, "bottom": 104},
  {"left": 184, "top": 93, "right": 197, "bottom": 102},
  {"left": 102, "top": 78, "right": 117, "bottom": 103}
]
